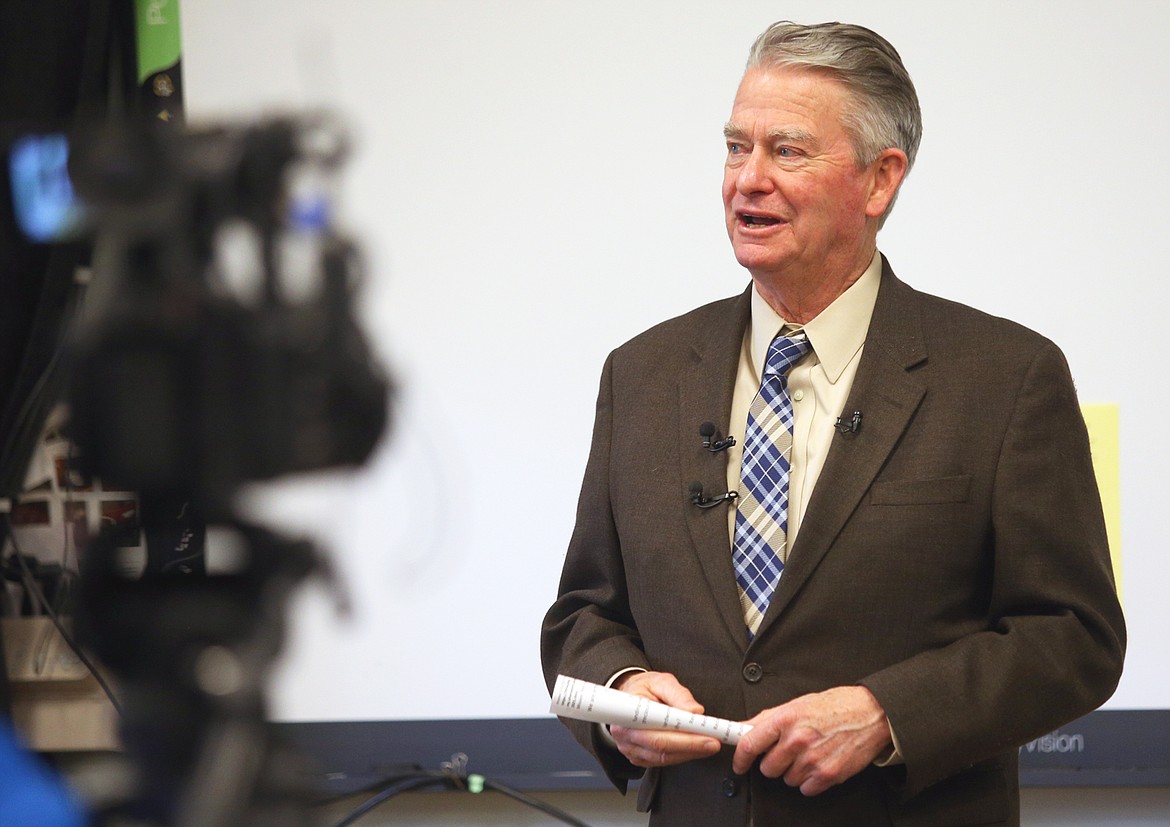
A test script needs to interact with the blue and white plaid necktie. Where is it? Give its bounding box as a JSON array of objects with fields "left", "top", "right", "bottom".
[{"left": 733, "top": 332, "right": 812, "bottom": 638}]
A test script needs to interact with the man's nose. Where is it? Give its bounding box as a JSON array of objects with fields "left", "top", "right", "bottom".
[{"left": 736, "top": 148, "right": 774, "bottom": 195}]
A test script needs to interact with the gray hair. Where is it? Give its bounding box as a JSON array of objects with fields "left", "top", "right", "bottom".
[{"left": 747, "top": 21, "right": 923, "bottom": 175}]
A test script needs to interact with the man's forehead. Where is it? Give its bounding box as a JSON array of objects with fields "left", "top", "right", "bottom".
[
  {"left": 740, "top": 62, "right": 844, "bottom": 87},
  {"left": 728, "top": 67, "right": 849, "bottom": 131},
  {"left": 733, "top": 65, "right": 849, "bottom": 105}
]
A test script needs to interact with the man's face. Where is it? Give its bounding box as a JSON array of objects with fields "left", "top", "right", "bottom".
[{"left": 722, "top": 66, "right": 880, "bottom": 286}]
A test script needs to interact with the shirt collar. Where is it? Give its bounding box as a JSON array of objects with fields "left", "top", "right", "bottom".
[{"left": 749, "top": 249, "right": 882, "bottom": 384}]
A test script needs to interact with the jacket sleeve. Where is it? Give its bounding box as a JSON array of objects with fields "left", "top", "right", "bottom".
[{"left": 540, "top": 352, "right": 649, "bottom": 790}]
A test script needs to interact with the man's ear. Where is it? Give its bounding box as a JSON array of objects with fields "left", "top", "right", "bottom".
[{"left": 865, "top": 148, "right": 909, "bottom": 219}]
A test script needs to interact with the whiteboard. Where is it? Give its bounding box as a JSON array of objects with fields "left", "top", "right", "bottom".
[{"left": 180, "top": 0, "right": 1170, "bottom": 723}]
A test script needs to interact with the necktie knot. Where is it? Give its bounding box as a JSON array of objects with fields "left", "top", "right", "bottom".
[{"left": 764, "top": 333, "right": 811, "bottom": 378}]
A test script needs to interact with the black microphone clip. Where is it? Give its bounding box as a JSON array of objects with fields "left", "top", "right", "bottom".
[
  {"left": 699, "top": 421, "right": 736, "bottom": 453},
  {"left": 834, "top": 410, "right": 863, "bottom": 435},
  {"left": 689, "top": 482, "right": 739, "bottom": 509}
]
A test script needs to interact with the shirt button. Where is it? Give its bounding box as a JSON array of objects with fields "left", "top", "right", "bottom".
[
  {"left": 742, "top": 662, "right": 764, "bottom": 683},
  {"left": 721, "top": 776, "right": 740, "bottom": 797},
  {"left": 793, "top": 389, "right": 804, "bottom": 401}
]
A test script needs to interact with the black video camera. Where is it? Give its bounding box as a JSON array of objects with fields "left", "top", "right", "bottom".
[{"left": 63, "top": 116, "right": 390, "bottom": 513}]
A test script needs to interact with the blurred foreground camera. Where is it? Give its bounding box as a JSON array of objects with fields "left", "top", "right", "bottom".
[
  {"left": 66, "top": 116, "right": 389, "bottom": 513},
  {"left": 56, "top": 116, "right": 391, "bottom": 827}
]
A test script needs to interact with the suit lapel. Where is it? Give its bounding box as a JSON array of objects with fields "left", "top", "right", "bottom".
[
  {"left": 756, "top": 263, "right": 929, "bottom": 638},
  {"left": 678, "top": 287, "right": 753, "bottom": 648}
]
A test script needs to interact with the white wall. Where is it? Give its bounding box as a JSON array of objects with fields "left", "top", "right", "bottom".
[
  {"left": 180, "top": 2, "right": 1170, "bottom": 824},
  {"left": 183, "top": 0, "right": 1170, "bottom": 725}
]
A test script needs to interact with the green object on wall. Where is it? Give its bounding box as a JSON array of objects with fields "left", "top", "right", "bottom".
[{"left": 135, "top": 0, "right": 182, "bottom": 84}]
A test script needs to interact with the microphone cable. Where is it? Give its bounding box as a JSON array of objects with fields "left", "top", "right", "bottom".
[{"left": 326, "top": 752, "right": 593, "bottom": 827}]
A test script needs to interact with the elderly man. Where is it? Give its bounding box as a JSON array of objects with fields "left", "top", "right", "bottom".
[{"left": 541, "top": 20, "right": 1125, "bottom": 826}]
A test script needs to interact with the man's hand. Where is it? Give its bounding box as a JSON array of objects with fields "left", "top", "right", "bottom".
[
  {"left": 608, "top": 671, "right": 722, "bottom": 768},
  {"left": 731, "top": 685, "right": 892, "bottom": 796}
]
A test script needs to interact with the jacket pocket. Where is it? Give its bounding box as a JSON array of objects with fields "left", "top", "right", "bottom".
[{"left": 870, "top": 474, "right": 972, "bottom": 506}]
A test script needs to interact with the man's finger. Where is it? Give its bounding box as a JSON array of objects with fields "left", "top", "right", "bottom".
[
  {"left": 618, "top": 671, "right": 706, "bottom": 714},
  {"left": 612, "top": 726, "right": 722, "bottom": 767},
  {"left": 732, "top": 710, "right": 786, "bottom": 774}
]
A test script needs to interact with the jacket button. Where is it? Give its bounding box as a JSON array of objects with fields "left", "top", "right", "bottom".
[
  {"left": 742, "top": 662, "right": 764, "bottom": 683},
  {"left": 721, "top": 776, "right": 739, "bottom": 797}
]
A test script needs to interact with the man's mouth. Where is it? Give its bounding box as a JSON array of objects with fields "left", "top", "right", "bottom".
[{"left": 740, "top": 213, "right": 782, "bottom": 227}]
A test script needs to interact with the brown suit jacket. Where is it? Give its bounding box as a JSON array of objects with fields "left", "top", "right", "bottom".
[{"left": 541, "top": 260, "right": 1125, "bottom": 826}]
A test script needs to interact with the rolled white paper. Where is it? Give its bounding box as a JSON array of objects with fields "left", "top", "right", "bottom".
[{"left": 550, "top": 674, "right": 752, "bottom": 746}]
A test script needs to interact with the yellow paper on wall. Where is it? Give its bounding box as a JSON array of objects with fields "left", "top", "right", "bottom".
[{"left": 1081, "top": 404, "right": 1122, "bottom": 599}]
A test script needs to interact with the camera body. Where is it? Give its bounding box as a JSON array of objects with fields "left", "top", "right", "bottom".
[{"left": 64, "top": 117, "right": 389, "bottom": 512}]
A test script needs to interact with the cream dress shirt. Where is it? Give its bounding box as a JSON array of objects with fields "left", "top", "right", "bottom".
[{"left": 724, "top": 249, "right": 881, "bottom": 551}]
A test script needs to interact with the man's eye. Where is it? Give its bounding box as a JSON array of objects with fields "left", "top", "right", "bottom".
[
  {"left": 777, "top": 146, "right": 793, "bottom": 158},
  {"left": 727, "top": 142, "right": 746, "bottom": 155}
]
